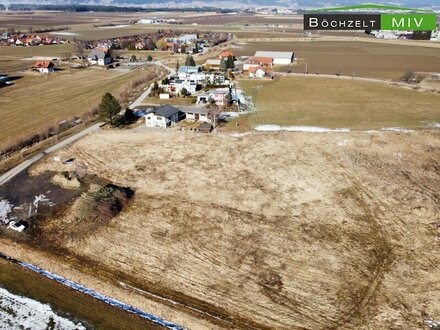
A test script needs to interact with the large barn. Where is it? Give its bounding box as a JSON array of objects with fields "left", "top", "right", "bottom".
[{"left": 254, "top": 51, "right": 294, "bottom": 65}]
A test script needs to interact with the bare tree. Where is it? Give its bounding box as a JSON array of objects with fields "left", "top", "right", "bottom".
[
  {"left": 207, "top": 100, "right": 223, "bottom": 132},
  {"left": 73, "top": 38, "right": 85, "bottom": 59}
]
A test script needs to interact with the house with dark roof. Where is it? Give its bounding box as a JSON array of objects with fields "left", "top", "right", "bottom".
[
  {"left": 87, "top": 48, "right": 112, "bottom": 66},
  {"left": 145, "top": 105, "right": 182, "bottom": 128}
]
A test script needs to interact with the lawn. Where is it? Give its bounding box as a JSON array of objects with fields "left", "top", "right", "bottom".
[
  {"left": 236, "top": 76, "right": 440, "bottom": 130},
  {"left": 0, "top": 66, "right": 157, "bottom": 152}
]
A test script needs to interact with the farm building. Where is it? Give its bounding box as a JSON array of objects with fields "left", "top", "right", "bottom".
[
  {"left": 88, "top": 48, "right": 112, "bottom": 66},
  {"left": 33, "top": 61, "right": 54, "bottom": 73},
  {"left": 254, "top": 51, "right": 294, "bottom": 65},
  {"left": 145, "top": 105, "right": 182, "bottom": 128}
]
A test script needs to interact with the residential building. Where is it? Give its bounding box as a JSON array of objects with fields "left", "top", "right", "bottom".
[
  {"left": 254, "top": 51, "right": 294, "bottom": 65},
  {"left": 219, "top": 50, "right": 235, "bottom": 59},
  {"left": 145, "top": 105, "right": 182, "bottom": 128},
  {"left": 88, "top": 48, "right": 112, "bottom": 66},
  {"left": 33, "top": 61, "right": 54, "bottom": 73},
  {"left": 197, "top": 88, "right": 230, "bottom": 106},
  {"left": 177, "top": 66, "right": 201, "bottom": 79},
  {"left": 248, "top": 66, "right": 272, "bottom": 79},
  {"left": 180, "top": 106, "right": 211, "bottom": 123}
]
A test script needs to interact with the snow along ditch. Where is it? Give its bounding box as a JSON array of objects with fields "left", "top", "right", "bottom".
[
  {"left": 0, "top": 253, "right": 184, "bottom": 330},
  {"left": 254, "top": 125, "right": 419, "bottom": 133},
  {"left": 0, "top": 287, "right": 86, "bottom": 330}
]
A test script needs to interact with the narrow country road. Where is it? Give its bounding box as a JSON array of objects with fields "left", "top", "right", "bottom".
[
  {"left": 129, "top": 61, "right": 176, "bottom": 109},
  {"left": 0, "top": 122, "right": 103, "bottom": 186}
]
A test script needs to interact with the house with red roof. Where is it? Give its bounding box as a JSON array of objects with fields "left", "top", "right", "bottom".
[
  {"left": 219, "top": 50, "right": 235, "bottom": 59},
  {"left": 33, "top": 61, "right": 54, "bottom": 73}
]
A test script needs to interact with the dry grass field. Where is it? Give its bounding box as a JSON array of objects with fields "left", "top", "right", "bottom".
[
  {"left": 236, "top": 76, "right": 440, "bottom": 130},
  {"left": 0, "top": 11, "right": 150, "bottom": 30},
  {"left": 0, "top": 66, "right": 161, "bottom": 151},
  {"left": 28, "top": 129, "right": 440, "bottom": 329},
  {"left": 230, "top": 40, "right": 440, "bottom": 80},
  {"left": 0, "top": 43, "right": 73, "bottom": 73}
]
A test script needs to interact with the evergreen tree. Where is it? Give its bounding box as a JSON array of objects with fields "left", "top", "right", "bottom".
[
  {"left": 185, "top": 54, "right": 196, "bottom": 66},
  {"left": 98, "top": 93, "right": 121, "bottom": 126}
]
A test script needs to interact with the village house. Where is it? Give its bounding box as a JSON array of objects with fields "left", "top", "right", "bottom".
[
  {"left": 197, "top": 88, "right": 230, "bottom": 106},
  {"left": 248, "top": 66, "right": 272, "bottom": 79},
  {"left": 177, "top": 66, "right": 201, "bottom": 79},
  {"left": 87, "top": 48, "right": 112, "bottom": 66},
  {"left": 33, "top": 61, "right": 54, "bottom": 73},
  {"left": 145, "top": 105, "right": 182, "bottom": 128},
  {"left": 219, "top": 50, "right": 235, "bottom": 60},
  {"left": 243, "top": 56, "right": 273, "bottom": 71},
  {"left": 180, "top": 106, "right": 211, "bottom": 123},
  {"left": 166, "top": 77, "right": 198, "bottom": 94}
]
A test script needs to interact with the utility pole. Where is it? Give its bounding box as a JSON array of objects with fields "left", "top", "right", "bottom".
[{"left": 304, "top": 59, "right": 308, "bottom": 75}]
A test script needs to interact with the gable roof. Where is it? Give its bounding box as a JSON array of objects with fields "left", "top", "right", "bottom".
[
  {"left": 254, "top": 51, "right": 294, "bottom": 60},
  {"left": 253, "top": 57, "right": 273, "bottom": 65},
  {"left": 33, "top": 61, "right": 53, "bottom": 69},
  {"left": 219, "top": 50, "right": 234, "bottom": 59},
  {"left": 88, "top": 48, "right": 110, "bottom": 60},
  {"left": 154, "top": 105, "right": 180, "bottom": 118}
]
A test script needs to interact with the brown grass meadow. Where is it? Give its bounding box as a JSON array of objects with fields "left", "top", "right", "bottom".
[
  {"left": 230, "top": 40, "right": 440, "bottom": 80},
  {"left": 235, "top": 76, "right": 440, "bottom": 130},
  {"left": 0, "top": 66, "right": 161, "bottom": 152},
  {"left": 25, "top": 129, "right": 440, "bottom": 329}
]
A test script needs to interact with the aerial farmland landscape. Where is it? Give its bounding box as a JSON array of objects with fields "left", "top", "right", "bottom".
[{"left": 0, "top": 1, "right": 440, "bottom": 329}]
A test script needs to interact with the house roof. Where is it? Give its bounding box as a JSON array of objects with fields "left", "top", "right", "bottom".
[
  {"left": 177, "top": 66, "right": 200, "bottom": 74},
  {"left": 33, "top": 61, "right": 53, "bottom": 69},
  {"left": 206, "top": 59, "right": 221, "bottom": 65},
  {"left": 254, "top": 51, "right": 294, "bottom": 59},
  {"left": 219, "top": 50, "right": 234, "bottom": 58},
  {"left": 253, "top": 57, "right": 273, "bottom": 65},
  {"left": 244, "top": 57, "right": 260, "bottom": 65},
  {"left": 88, "top": 48, "right": 110, "bottom": 60},
  {"left": 179, "top": 106, "right": 209, "bottom": 115},
  {"left": 154, "top": 105, "right": 180, "bottom": 118}
]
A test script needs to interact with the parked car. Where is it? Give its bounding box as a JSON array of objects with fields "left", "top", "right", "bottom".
[{"left": 8, "top": 221, "right": 26, "bottom": 232}]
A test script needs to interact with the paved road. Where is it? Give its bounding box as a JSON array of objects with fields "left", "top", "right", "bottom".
[
  {"left": 0, "top": 122, "right": 103, "bottom": 186},
  {"left": 129, "top": 61, "right": 176, "bottom": 109}
]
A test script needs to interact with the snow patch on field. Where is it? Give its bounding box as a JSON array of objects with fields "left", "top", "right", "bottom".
[
  {"left": 381, "top": 127, "right": 414, "bottom": 133},
  {"left": 0, "top": 287, "right": 85, "bottom": 330},
  {"left": 255, "top": 125, "right": 351, "bottom": 133},
  {"left": 48, "top": 31, "right": 78, "bottom": 36},
  {"left": 0, "top": 200, "right": 12, "bottom": 225}
]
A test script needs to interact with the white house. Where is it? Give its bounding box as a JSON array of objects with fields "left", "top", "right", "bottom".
[
  {"left": 88, "top": 49, "right": 112, "bottom": 66},
  {"left": 33, "top": 61, "right": 54, "bottom": 73},
  {"left": 254, "top": 51, "right": 294, "bottom": 65},
  {"left": 167, "top": 78, "right": 198, "bottom": 94},
  {"left": 177, "top": 66, "right": 201, "bottom": 79},
  {"left": 180, "top": 106, "right": 211, "bottom": 122},
  {"left": 145, "top": 105, "right": 182, "bottom": 128}
]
